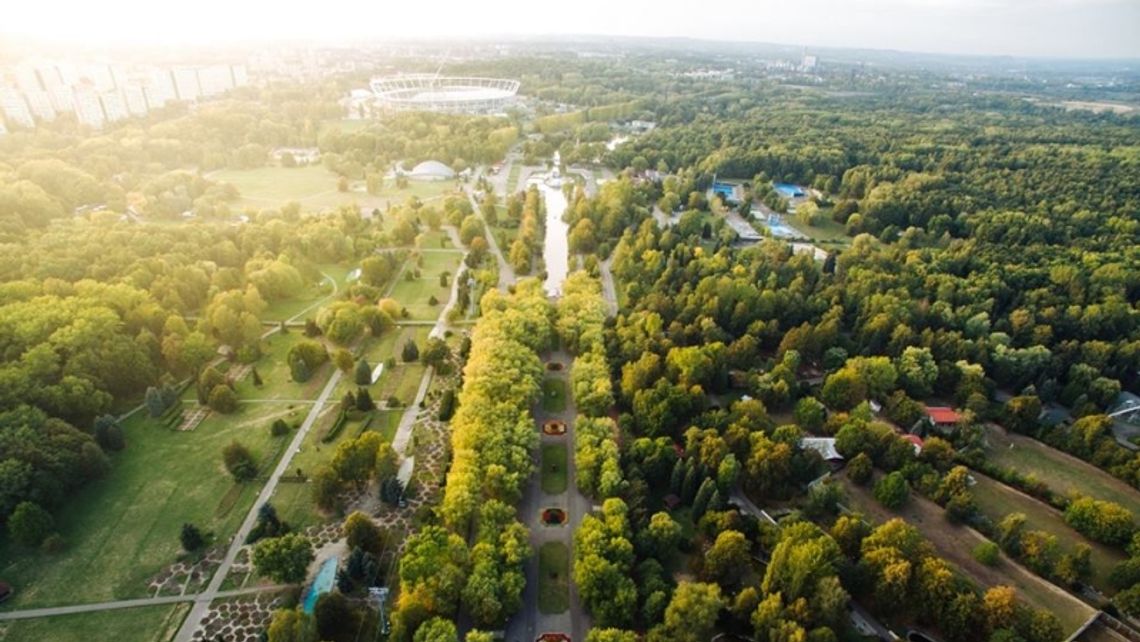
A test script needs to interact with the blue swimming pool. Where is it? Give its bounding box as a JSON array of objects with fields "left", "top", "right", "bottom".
[
  {"left": 302, "top": 556, "right": 338, "bottom": 614},
  {"left": 774, "top": 183, "right": 805, "bottom": 199}
]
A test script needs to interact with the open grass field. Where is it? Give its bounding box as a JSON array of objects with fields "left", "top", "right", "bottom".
[
  {"left": 231, "top": 333, "right": 335, "bottom": 402},
  {"left": 0, "top": 603, "right": 187, "bottom": 642},
  {"left": 260, "top": 263, "right": 353, "bottom": 323},
  {"left": 541, "top": 378, "right": 567, "bottom": 413},
  {"left": 332, "top": 326, "right": 431, "bottom": 405},
  {"left": 507, "top": 164, "right": 521, "bottom": 194},
  {"left": 211, "top": 166, "right": 459, "bottom": 212},
  {"left": 538, "top": 542, "right": 570, "bottom": 614},
  {"left": 970, "top": 474, "right": 1126, "bottom": 591},
  {"left": 984, "top": 424, "right": 1140, "bottom": 514},
  {"left": 0, "top": 402, "right": 297, "bottom": 608},
  {"left": 386, "top": 251, "right": 463, "bottom": 320},
  {"left": 782, "top": 212, "right": 851, "bottom": 245},
  {"left": 839, "top": 475, "right": 1093, "bottom": 635},
  {"left": 541, "top": 444, "right": 568, "bottom": 495}
]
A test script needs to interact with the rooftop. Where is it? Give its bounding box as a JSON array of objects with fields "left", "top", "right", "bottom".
[{"left": 925, "top": 406, "right": 961, "bottom": 425}]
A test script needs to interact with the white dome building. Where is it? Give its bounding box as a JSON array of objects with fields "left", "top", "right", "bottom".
[{"left": 408, "top": 160, "right": 456, "bottom": 181}]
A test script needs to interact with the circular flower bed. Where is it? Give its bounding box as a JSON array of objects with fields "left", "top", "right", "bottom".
[
  {"left": 542, "top": 420, "right": 567, "bottom": 436},
  {"left": 541, "top": 508, "right": 567, "bottom": 525}
]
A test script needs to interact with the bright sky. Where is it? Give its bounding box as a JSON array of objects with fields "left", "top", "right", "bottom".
[{"left": 5, "top": 0, "right": 1139, "bottom": 58}]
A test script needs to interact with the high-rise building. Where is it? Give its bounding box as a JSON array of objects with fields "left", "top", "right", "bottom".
[
  {"left": 85, "top": 63, "right": 116, "bottom": 92},
  {"left": 123, "top": 83, "right": 148, "bottom": 117},
  {"left": 232, "top": 64, "right": 249, "bottom": 87},
  {"left": 197, "top": 65, "right": 234, "bottom": 97},
  {"left": 73, "top": 86, "right": 106, "bottom": 129},
  {"left": 172, "top": 68, "right": 200, "bottom": 101},
  {"left": 14, "top": 64, "right": 43, "bottom": 94},
  {"left": 0, "top": 87, "right": 34, "bottom": 128},
  {"left": 144, "top": 70, "right": 177, "bottom": 109},
  {"left": 100, "top": 90, "right": 128, "bottom": 123},
  {"left": 47, "top": 85, "right": 75, "bottom": 113},
  {"left": 23, "top": 90, "right": 56, "bottom": 121}
]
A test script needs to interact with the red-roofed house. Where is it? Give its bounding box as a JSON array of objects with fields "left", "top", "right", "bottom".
[
  {"left": 924, "top": 406, "right": 961, "bottom": 433},
  {"left": 902, "top": 433, "right": 924, "bottom": 455}
]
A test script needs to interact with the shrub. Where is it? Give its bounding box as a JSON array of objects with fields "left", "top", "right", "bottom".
[
  {"left": 973, "top": 541, "right": 1000, "bottom": 566},
  {"left": 873, "top": 471, "right": 909, "bottom": 509},
  {"left": 223, "top": 440, "right": 258, "bottom": 481},
  {"left": 354, "top": 359, "right": 373, "bottom": 385},
  {"left": 1065, "top": 496, "right": 1134, "bottom": 546},
  {"left": 181, "top": 523, "right": 206, "bottom": 552},
  {"left": 271, "top": 418, "right": 290, "bottom": 437},
  {"left": 207, "top": 385, "right": 238, "bottom": 413},
  {"left": 402, "top": 340, "right": 420, "bottom": 363},
  {"left": 847, "top": 452, "right": 873, "bottom": 485},
  {"left": 8, "top": 501, "right": 53, "bottom": 547}
]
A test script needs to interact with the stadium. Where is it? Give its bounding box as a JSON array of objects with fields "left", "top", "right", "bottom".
[{"left": 369, "top": 74, "right": 520, "bottom": 114}]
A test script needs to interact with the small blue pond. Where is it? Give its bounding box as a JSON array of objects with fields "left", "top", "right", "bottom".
[
  {"left": 774, "top": 182, "right": 806, "bottom": 198},
  {"left": 302, "top": 556, "right": 338, "bottom": 614}
]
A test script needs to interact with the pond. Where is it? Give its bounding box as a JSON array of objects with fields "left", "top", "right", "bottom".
[
  {"left": 539, "top": 182, "right": 569, "bottom": 297},
  {"left": 302, "top": 556, "right": 338, "bottom": 614}
]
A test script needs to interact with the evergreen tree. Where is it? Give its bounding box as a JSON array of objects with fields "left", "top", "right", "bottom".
[
  {"left": 145, "top": 386, "right": 166, "bottom": 417},
  {"left": 401, "top": 340, "right": 419, "bottom": 363},
  {"left": 180, "top": 523, "right": 205, "bottom": 551},
  {"left": 692, "top": 478, "right": 716, "bottom": 520},
  {"left": 354, "top": 359, "right": 373, "bottom": 386},
  {"left": 681, "top": 461, "right": 701, "bottom": 503},
  {"left": 356, "top": 387, "right": 375, "bottom": 411},
  {"left": 252, "top": 367, "right": 263, "bottom": 387},
  {"left": 670, "top": 458, "right": 686, "bottom": 495}
]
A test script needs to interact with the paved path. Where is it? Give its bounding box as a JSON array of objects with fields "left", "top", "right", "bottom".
[
  {"left": 392, "top": 228, "right": 468, "bottom": 459},
  {"left": 465, "top": 183, "right": 514, "bottom": 292},
  {"left": 174, "top": 367, "right": 344, "bottom": 642},
  {"left": 0, "top": 586, "right": 284, "bottom": 622},
  {"left": 506, "top": 350, "right": 592, "bottom": 642}
]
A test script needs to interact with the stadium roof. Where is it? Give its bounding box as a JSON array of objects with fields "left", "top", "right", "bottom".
[{"left": 410, "top": 160, "right": 455, "bottom": 179}]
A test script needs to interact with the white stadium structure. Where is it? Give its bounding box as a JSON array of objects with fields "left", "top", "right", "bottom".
[{"left": 368, "top": 74, "right": 519, "bottom": 114}]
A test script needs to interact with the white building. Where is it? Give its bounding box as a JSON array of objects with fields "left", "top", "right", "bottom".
[
  {"left": 14, "top": 64, "right": 43, "bottom": 94},
  {"left": 197, "top": 65, "right": 233, "bottom": 97},
  {"left": 73, "top": 87, "right": 105, "bottom": 128},
  {"left": 802, "top": 54, "right": 818, "bottom": 71},
  {"left": 100, "top": 90, "right": 128, "bottom": 123},
  {"left": 172, "top": 68, "right": 200, "bottom": 101},
  {"left": 232, "top": 64, "right": 249, "bottom": 87},
  {"left": 0, "top": 87, "right": 34, "bottom": 128},
  {"left": 122, "top": 83, "right": 148, "bottom": 117},
  {"left": 144, "top": 70, "right": 177, "bottom": 109},
  {"left": 85, "top": 63, "right": 116, "bottom": 92},
  {"left": 23, "top": 90, "right": 56, "bottom": 121},
  {"left": 47, "top": 84, "right": 75, "bottom": 113}
]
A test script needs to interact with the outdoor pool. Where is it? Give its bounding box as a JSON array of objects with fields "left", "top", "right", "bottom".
[
  {"left": 302, "top": 556, "right": 338, "bottom": 614},
  {"left": 774, "top": 182, "right": 806, "bottom": 199}
]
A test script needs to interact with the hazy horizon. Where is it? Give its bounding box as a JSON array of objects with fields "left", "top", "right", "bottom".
[{"left": 5, "top": 0, "right": 1140, "bottom": 60}]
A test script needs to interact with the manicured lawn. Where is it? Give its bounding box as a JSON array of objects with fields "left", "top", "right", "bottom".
[
  {"left": 541, "top": 444, "right": 568, "bottom": 495},
  {"left": 782, "top": 212, "right": 851, "bottom": 246},
  {"left": 260, "top": 263, "right": 352, "bottom": 323},
  {"left": 838, "top": 475, "right": 1093, "bottom": 635},
  {"left": 984, "top": 424, "right": 1140, "bottom": 514},
  {"left": 0, "top": 603, "right": 187, "bottom": 642},
  {"left": 232, "top": 333, "right": 335, "bottom": 402},
  {"left": 538, "top": 542, "right": 570, "bottom": 614},
  {"left": 507, "top": 164, "right": 521, "bottom": 194},
  {"left": 332, "top": 326, "right": 431, "bottom": 404},
  {"left": 386, "top": 251, "right": 463, "bottom": 320},
  {"left": 541, "top": 378, "right": 567, "bottom": 413},
  {"left": 211, "top": 166, "right": 458, "bottom": 212},
  {"left": 970, "top": 474, "right": 1126, "bottom": 592},
  {"left": 416, "top": 229, "right": 455, "bottom": 250},
  {"left": 0, "top": 402, "right": 296, "bottom": 608}
]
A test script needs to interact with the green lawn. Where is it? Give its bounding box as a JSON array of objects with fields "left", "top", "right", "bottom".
[
  {"left": 541, "top": 378, "right": 567, "bottom": 413},
  {"left": 984, "top": 424, "right": 1140, "bottom": 515},
  {"left": 385, "top": 251, "right": 463, "bottom": 320},
  {"left": 541, "top": 444, "right": 568, "bottom": 495},
  {"left": 0, "top": 402, "right": 297, "bottom": 608},
  {"left": 332, "top": 326, "right": 431, "bottom": 404},
  {"left": 260, "top": 262, "right": 353, "bottom": 323},
  {"left": 211, "top": 166, "right": 458, "bottom": 213},
  {"left": 538, "top": 542, "right": 570, "bottom": 614},
  {"left": 507, "top": 164, "right": 521, "bottom": 194},
  {"left": 232, "top": 333, "right": 335, "bottom": 402},
  {"left": 0, "top": 603, "right": 187, "bottom": 642},
  {"left": 970, "top": 474, "right": 1126, "bottom": 592},
  {"left": 781, "top": 212, "right": 851, "bottom": 246}
]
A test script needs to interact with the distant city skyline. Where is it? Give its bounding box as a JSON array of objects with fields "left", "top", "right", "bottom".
[{"left": 4, "top": 0, "right": 1140, "bottom": 60}]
